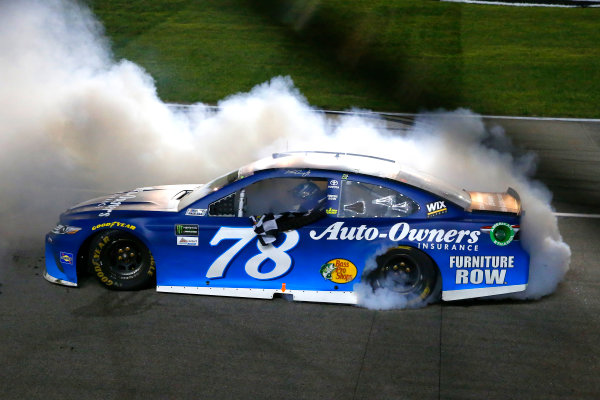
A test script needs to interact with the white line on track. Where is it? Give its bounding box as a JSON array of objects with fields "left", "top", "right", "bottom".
[{"left": 554, "top": 212, "right": 600, "bottom": 219}]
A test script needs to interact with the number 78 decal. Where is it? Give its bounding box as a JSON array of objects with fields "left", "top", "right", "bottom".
[{"left": 206, "top": 227, "right": 299, "bottom": 280}]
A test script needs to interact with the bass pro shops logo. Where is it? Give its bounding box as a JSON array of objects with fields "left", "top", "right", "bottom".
[{"left": 320, "top": 259, "right": 357, "bottom": 284}]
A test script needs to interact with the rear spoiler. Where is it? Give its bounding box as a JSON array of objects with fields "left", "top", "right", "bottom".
[{"left": 467, "top": 187, "right": 521, "bottom": 215}]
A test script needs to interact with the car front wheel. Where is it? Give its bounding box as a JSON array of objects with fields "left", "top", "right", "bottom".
[{"left": 89, "top": 230, "right": 156, "bottom": 290}]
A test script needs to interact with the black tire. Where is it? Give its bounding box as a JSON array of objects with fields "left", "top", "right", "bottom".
[
  {"left": 367, "top": 247, "right": 439, "bottom": 304},
  {"left": 89, "top": 230, "right": 156, "bottom": 290}
]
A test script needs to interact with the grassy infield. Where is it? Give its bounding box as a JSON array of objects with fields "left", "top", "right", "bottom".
[{"left": 88, "top": 0, "right": 600, "bottom": 118}]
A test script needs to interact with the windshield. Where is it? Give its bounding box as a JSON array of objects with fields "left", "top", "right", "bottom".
[{"left": 178, "top": 169, "right": 240, "bottom": 210}]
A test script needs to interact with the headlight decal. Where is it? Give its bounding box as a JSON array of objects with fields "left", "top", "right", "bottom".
[{"left": 51, "top": 225, "right": 82, "bottom": 235}]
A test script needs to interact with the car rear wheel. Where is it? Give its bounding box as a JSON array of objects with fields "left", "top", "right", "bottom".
[
  {"left": 368, "top": 247, "right": 439, "bottom": 304},
  {"left": 89, "top": 230, "right": 156, "bottom": 290}
]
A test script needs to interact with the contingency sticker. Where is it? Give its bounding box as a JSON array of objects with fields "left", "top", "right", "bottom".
[
  {"left": 177, "top": 237, "right": 199, "bottom": 246},
  {"left": 175, "top": 224, "right": 199, "bottom": 236},
  {"left": 59, "top": 252, "right": 74, "bottom": 265},
  {"left": 426, "top": 201, "right": 447, "bottom": 217},
  {"left": 489, "top": 222, "right": 515, "bottom": 246},
  {"left": 186, "top": 209, "right": 207, "bottom": 217}
]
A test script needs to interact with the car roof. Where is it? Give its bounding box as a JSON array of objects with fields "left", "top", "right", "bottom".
[{"left": 239, "top": 151, "right": 471, "bottom": 209}]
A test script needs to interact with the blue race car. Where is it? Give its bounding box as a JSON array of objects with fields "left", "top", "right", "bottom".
[{"left": 45, "top": 151, "right": 529, "bottom": 304}]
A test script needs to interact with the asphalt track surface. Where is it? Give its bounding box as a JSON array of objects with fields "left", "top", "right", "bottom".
[{"left": 2, "top": 118, "right": 599, "bottom": 399}]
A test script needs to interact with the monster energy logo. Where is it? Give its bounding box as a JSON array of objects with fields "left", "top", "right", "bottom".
[{"left": 175, "top": 224, "right": 199, "bottom": 236}]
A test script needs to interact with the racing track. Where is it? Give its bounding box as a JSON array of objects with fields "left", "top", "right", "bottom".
[{"left": 1, "top": 118, "right": 599, "bottom": 399}]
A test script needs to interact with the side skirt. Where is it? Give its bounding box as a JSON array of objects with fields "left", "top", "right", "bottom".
[
  {"left": 156, "top": 285, "right": 358, "bottom": 305},
  {"left": 442, "top": 284, "right": 527, "bottom": 301}
]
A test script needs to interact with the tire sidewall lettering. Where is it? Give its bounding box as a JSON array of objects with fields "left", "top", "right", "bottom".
[{"left": 89, "top": 231, "right": 153, "bottom": 290}]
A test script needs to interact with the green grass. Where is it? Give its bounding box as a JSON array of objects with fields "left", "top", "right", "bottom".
[{"left": 87, "top": 0, "right": 600, "bottom": 117}]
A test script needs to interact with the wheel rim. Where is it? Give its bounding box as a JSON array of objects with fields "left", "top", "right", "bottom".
[
  {"left": 101, "top": 238, "right": 146, "bottom": 278},
  {"left": 376, "top": 254, "right": 423, "bottom": 294}
]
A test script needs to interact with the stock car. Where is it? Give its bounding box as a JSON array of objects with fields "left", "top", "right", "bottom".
[{"left": 45, "top": 151, "right": 529, "bottom": 305}]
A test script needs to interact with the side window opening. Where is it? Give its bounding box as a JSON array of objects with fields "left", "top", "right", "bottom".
[
  {"left": 242, "top": 177, "right": 327, "bottom": 217},
  {"left": 340, "top": 181, "right": 419, "bottom": 218},
  {"left": 208, "top": 192, "right": 237, "bottom": 217}
]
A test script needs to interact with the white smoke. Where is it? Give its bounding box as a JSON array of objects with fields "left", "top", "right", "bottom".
[{"left": 0, "top": 0, "right": 570, "bottom": 305}]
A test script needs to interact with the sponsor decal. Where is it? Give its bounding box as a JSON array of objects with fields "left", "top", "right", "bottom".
[
  {"left": 327, "top": 194, "right": 338, "bottom": 201},
  {"left": 97, "top": 187, "right": 149, "bottom": 217},
  {"left": 91, "top": 236, "right": 114, "bottom": 286},
  {"left": 480, "top": 225, "right": 519, "bottom": 234},
  {"left": 489, "top": 222, "right": 515, "bottom": 246},
  {"left": 92, "top": 221, "right": 136, "bottom": 231},
  {"left": 175, "top": 224, "right": 199, "bottom": 236},
  {"left": 284, "top": 169, "right": 311, "bottom": 177},
  {"left": 341, "top": 174, "right": 349, "bottom": 180},
  {"left": 480, "top": 225, "right": 519, "bottom": 232},
  {"left": 426, "top": 201, "right": 447, "bottom": 217},
  {"left": 450, "top": 255, "right": 514, "bottom": 269},
  {"left": 186, "top": 208, "right": 207, "bottom": 216},
  {"left": 310, "top": 222, "right": 480, "bottom": 250},
  {"left": 177, "top": 237, "right": 199, "bottom": 246},
  {"left": 207, "top": 228, "right": 298, "bottom": 280},
  {"left": 325, "top": 208, "right": 338, "bottom": 215},
  {"left": 59, "top": 252, "right": 74, "bottom": 265},
  {"left": 450, "top": 256, "right": 514, "bottom": 285},
  {"left": 320, "top": 259, "right": 357, "bottom": 284},
  {"left": 417, "top": 242, "right": 478, "bottom": 252},
  {"left": 328, "top": 180, "right": 339, "bottom": 189}
]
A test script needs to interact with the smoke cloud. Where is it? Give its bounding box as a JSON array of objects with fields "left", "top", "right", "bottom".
[{"left": 0, "top": 0, "right": 570, "bottom": 306}]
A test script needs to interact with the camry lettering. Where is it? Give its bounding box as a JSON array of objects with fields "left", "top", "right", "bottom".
[{"left": 97, "top": 188, "right": 147, "bottom": 217}]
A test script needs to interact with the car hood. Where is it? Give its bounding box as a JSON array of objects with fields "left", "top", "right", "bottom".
[{"left": 66, "top": 185, "right": 202, "bottom": 217}]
